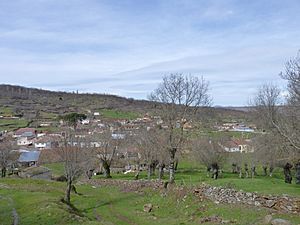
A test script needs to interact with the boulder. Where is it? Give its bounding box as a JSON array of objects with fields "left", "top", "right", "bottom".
[
  {"left": 263, "top": 215, "right": 273, "bottom": 224},
  {"left": 143, "top": 203, "right": 153, "bottom": 213},
  {"left": 271, "top": 218, "right": 292, "bottom": 225}
]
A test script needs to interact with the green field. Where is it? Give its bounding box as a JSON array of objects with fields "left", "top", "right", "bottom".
[
  {"left": 0, "top": 118, "right": 29, "bottom": 131},
  {"left": 0, "top": 160, "right": 299, "bottom": 225},
  {"left": 43, "top": 161, "right": 300, "bottom": 197},
  {"left": 0, "top": 107, "right": 14, "bottom": 117},
  {"left": 0, "top": 178, "right": 299, "bottom": 225}
]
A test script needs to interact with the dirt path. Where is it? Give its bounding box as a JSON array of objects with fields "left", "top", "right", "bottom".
[{"left": 0, "top": 195, "right": 19, "bottom": 225}]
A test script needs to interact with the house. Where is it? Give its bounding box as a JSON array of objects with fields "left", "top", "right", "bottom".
[
  {"left": 14, "top": 128, "right": 36, "bottom": 138},
  {"left": 220, "top": 140, "right": 240, "bottom": 152},
  {"left": 34, "top": 136, "right": 58, "bottom": 149},
  {"left": 17, "top": 136, "right": 34, "bottom": 146},
  {"left": 220, "top": 139, "right": 254, "bottom": 153},
  {"left": 81, "top": 119, "right": 90, "bottom": 125},
  {"left": 18, "top": 150, "right": 41, "bottom": 167}
]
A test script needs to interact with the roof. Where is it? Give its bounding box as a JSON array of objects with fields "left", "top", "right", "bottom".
[
  {"left": 18, "top": 151, "right": 40, "bottom": 162},
  {"left": 15, "top": 128, "right": 36, "bottom": 136}
]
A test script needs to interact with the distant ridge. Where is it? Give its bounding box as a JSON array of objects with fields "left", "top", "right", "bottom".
[{"left": 0, "top": 84, "right": 248, "bottom": 120}]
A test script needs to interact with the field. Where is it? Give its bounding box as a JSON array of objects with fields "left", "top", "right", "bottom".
[
  {"left": 99, "top": 109, "right": 140, "bottom": 120},
  {"left": 1, "top": 176, "right": 300, "bottom": 225},
  {"left": 0, "top": 161, "right": 289, "bottom": 224},
  {"left": 0, "top": 118, "right": 29, "bottom": 132}
]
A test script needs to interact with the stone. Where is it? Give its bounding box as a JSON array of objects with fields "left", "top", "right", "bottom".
[
  {"left": 143, "top": 203, "right": 153, "bottom": 213},
  {"left": 271, "top": 218, "right": 292, "bottom": 225},
  {"left": 263, "top": 215, "right": 273, "bottom": 224},
  {"left": 265, "top": 200, "right": 276, "bottom": 208}
]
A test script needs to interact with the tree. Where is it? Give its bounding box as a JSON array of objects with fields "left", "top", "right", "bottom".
[
  {"left": 190, "top": 137, "right": 226, "bottom": 179},
  {"left": 252, "top": 52, "right": 300, "bottom": 183},
  {"left": 134, "top": 127, "right": 167, "bottom": 180},
  {"left": 92, "top": 131, "right": 122, "bottom": 178},
  {"left": 0, "top": 136, "right": 14, "bottom": 178},
  {"left": 56, "top": 131, "right": 86, "bottom": 205},
  {"left": 149, "top": 74, "right": 211, "bottom": 182},
  {"left": 59, "top": 113, "right": 87, "bottom": 130}
]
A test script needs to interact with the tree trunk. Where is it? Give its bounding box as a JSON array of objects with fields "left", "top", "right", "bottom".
[
  {"left": 251, "top": 165, "right": 256, "bottom": 178},
  {"left": 244, "top": 164, "right": 249, "bottom": 178},
  {"left": 211, "top": 163, "right": 219, "bottom": 180},
  {"left": 65, "top": 179, "right": 72, "bottom": 204},
  {"left": 263, "top": 165, "right": 268, "bottom": 176},
  {"left": 174, "top": 158, "right": 179, "bottom": 171},
  {"left": 134, "top": 164, "right": 140, "bottom": 180},
  {"left": 169, "top": 148, "right": 176, "bottom": 183},
  {"left": 269, "top": 166, "right": 274, "bottom": 177},
  {"left": 147, "top": 164, "right": 152, "bottom": 180},
  {"left": 103, "top": 161, "right": 112, "bottom": 178},
  {"left": 295, "top": 162, "right": 300, "bottom": 185},
  {"left": 1, "top": 167, "right": 6, "bottom": 178},
  {"left": 158, "top": 164, "right": 165, "bottom": 181},
  {"left": 284, "top": 163, "right": 293, "bottom": 184}
]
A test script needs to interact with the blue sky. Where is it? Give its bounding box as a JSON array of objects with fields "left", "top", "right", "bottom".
[{"left": 0, "top": 0, "right": 299, "bottom": 106}]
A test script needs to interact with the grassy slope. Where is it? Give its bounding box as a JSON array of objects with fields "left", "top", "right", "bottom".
[
  {"left": 43, "top": 161, "right": 300, "bottom": 197},
  {"left": 1, "top": 178, "right": 299, "bottom": 225},
  {"left": 0, "top": 118, "right": 29, "bottom": 131}
]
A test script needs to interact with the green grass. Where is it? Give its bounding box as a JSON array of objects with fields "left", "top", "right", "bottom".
[
  {"left": 43, "top": 163, "right": 65, "bottom": 177},
  {"left": 0, "top": 178, "right": 299, "bottom": 225},
  {"left": 99, "top": 109, "right": 140, "bottom": 120},
  {"left": 0, "top": 118, "right": 29, "bottom": 131},
  {"left": 0, "top": 106, "right": 14, "bottom": 117},
  {"left": 44, "top": 161, "right": 300, "bottom": 197}
]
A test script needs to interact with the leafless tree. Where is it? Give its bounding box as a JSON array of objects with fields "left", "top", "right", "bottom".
[
  {"left": 149, "top": 73, "right": 211, "bottom": 183},
  {"left": 92, "top": 131, "right": 122, "bottom": 178},
  {"left": 56, "top": 131, "right": 86, "bottom": 205},
  {"left": 134, "top": 127, "right": 168, "bottom": 180},
  {"left": 0, "top": 136, "right": 14, "bottom": 178},
  {"left": 190, "top": 137, "right": 226, "bottom": 179},
  {"left": 252, "top": 52, "right": 300, "bottom": 183}
]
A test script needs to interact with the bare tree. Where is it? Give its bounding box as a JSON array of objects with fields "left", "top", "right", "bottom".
[
  {"left": 92, "top": 131, "right": 121, "bottom": 178},
  {"left": 56, "top": 131, "right": 86, "bottom": 205},
  {"left": 149, "top": 74, "right": 211, "bottom": 183},
  {"left": 134, "top": 127, "right": 167, "bottom": 180},
  {"left": 0, "top": 136, "right": 14, "bottom": 178},
  {"left": 252, "top": 52, "right": 300, "bottom": 183},
  {"left": 190, "top": 137, "right": 226, "bottom": 179}
]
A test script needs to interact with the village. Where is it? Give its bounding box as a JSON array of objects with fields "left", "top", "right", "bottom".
[{"left": 0, "top": 109, "right": 257, "bottom": 179}]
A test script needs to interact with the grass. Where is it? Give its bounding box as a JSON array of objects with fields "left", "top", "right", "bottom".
[
  {"left": 0, "top": 118, "right": 29, "bottom": 131},
  {"left": 99, "top": 109, "right": 140, "bottom": 120},
  {"left": 0, "top": 106, "right": 14, "bottom": 117},
  {"left": 0, "top": 178, "right": 299, "bottom": 225},
  {"left": 43, "top": 161, "right": 300, "bottom": 197},
  {"left": 43, "top": 163, "right": 65, "bottom": 177}
]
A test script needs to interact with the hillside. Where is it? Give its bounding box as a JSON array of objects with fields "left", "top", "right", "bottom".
[{"left": 0, "top": 84, "right": 248, "bottom": 124}]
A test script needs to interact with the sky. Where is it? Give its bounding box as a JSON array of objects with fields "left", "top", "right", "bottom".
[{"left": 0, "top": 0, "right": 299, "bottom": 106}]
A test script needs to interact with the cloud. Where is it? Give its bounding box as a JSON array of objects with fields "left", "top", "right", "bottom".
[{"left": 0, "top": 0, "right": 299, "bottom": 106}]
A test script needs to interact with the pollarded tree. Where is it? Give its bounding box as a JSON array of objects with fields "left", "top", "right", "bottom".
[
  {"left": 56, "top": 131, "right": 87, "bottom": 205},
  {"left": 92, "top": 130, "right": 122, "bottom": 178},
  {"left": 149, "top": 74, "right": 211, "bottom": 182},
  {"left": 190, "top": 137, "right": 226, "bottom": 179}
]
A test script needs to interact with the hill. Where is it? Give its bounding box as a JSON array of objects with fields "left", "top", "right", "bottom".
[{"left": 0, "top": 84, "right": 248, "bottom": 124}]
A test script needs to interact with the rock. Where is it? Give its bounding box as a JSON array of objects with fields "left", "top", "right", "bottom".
[
  {"left": 266, "top": 200, "right": 276, "bottom": 208},
  {"left": 271, "top": 218, "right": 292, "bottom": 225},
  {"left": 143, "top": 203, "right": 153, "bottom": 213},
  {"left": 263, "top": 215, "right": 273, "bottom": 224}
]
